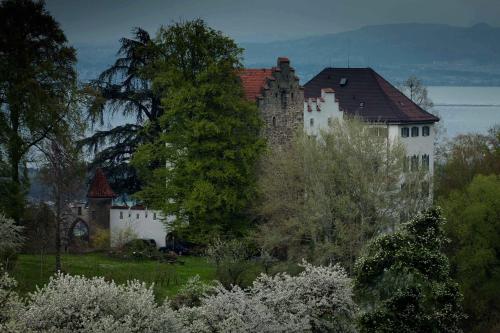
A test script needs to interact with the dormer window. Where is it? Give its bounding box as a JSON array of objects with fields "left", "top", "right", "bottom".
[
  {"left": 340, "top": 78, "right": 348, "bottom": 86},
  {"left": 411, "top": 127, "right": 419, "bottom": 137}
]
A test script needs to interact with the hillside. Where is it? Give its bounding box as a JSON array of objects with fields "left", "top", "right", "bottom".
[
  {"left": 74, "top": 23, "right": 500, "bottom": 86},
  {"left": 242, "top": 23, "right": 500, "bottom": 85}
]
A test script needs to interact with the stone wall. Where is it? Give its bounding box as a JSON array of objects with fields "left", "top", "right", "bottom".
[{"left": 257, "top": 58, "right": 304, "bottom": 147}]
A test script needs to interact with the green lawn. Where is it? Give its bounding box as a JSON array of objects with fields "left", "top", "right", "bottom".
[{"left": 12, "top": 253, "right": 216, "bottom": 301}]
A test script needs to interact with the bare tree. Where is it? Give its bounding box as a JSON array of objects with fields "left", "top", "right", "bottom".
[
  {"left": 39, "top": 137, "right": 85, "bottom": 272},
  {"left": 400, "top": 76, "right": 434, "bottom": 111}
]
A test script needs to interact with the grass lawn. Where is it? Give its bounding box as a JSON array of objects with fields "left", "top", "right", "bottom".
[{"left": 12, "top": 253, "right": 216, "bottom": 301}]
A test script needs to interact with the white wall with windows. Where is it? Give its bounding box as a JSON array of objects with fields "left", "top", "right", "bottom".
[
  {"left": 303, "top": 88, "right": 343, "bottom": 136},
  {"left": 388, "top": 123, "right": 435, "bottom": 177},
  {"left": 110, "top": 207, "right": 171, "bottom": 248}
]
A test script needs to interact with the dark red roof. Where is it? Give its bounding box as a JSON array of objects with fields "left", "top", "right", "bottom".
[
  {"left": 239, "top": 68, "right": 273, "bottom": 101},
  {"left": 87, "top": 168, "right": 116, "bottom": 198},
  {"left": 304, "top": 68, "right": 439, "bottom": 124}
]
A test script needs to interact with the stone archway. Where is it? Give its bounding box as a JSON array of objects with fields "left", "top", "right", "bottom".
[{"left": 67, "top": 218, "right": 90, "bottom": 251}]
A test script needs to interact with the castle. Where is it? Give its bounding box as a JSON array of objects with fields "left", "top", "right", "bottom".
[{"left": 65, "top": 58, "right": 438, "bottom": 249}]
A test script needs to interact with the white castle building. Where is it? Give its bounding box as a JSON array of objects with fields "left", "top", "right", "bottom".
[{"left": 302, "top": 68, "right": 439, "bottom": 192}]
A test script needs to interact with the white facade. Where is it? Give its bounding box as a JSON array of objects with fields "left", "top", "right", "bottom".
[
  {"left": 303, "top": 89, "right": 436, "bottom": 180},
  {"left": 304, "top": 88, "right": 343, "bottom": 136},
  {"left": 110, "top": 207, "right": 170, "bottom": 248}
]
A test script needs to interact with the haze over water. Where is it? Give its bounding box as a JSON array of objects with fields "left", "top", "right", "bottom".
[{"left": 428, "top": 86, "right": 500, "bottom": 138}]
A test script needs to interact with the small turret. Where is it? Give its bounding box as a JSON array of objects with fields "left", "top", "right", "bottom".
[{"left": 87, "top": 168, "right": 115, "bottom": 239}]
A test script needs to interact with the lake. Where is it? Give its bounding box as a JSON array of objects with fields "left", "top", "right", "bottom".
[{"left": 427, "top": 86, "right": 500, "bottom": 138}]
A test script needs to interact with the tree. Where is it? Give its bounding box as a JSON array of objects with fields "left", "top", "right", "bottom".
[
  {"left": 133, "top": 20, "right": 264, "bottom": 244},
  {"left": 0, "top": 214, "right": 24, "bottom": 270},
  {"left": 399, "top": 75, "right": 434, "bottom": 111},
  {"left": 354, "top": 208, "right": 465, "bottom": 333},
  {"left": 255, "top": 118, "right": 428, "bottom": 273},
  {"left": 435, "top": 127, "right": 500, "bottom": 199},
  {"left": 39, "top": 136, "right": 86, "bottom": 272},
  {"left": 82, "top": 28, "right": 162, "bottom": 196},
  {"left": 0, "top": 0, "right": 77, "bottom": 222},
  {"left": 440, "top": 174, "right": 500, "bottom": 333}
]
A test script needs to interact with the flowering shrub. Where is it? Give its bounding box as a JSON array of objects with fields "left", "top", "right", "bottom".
[
  {"left": 178, "top": 261, "right": 357, "bottom": 332},
  {"left": 2, "top": 262, "right": 356, "bottom": 332},
  {"left": 0, "top": 213, "right": 24, "bottom": 269},
  {"left": 15, "top": 274, "right": 182, "bottom": 333}
]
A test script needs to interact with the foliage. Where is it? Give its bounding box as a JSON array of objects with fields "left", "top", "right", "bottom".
[
  {"left": 440, "top": 174, "right": 500, "bottom": 333},
  {"left": 20, "top": 203, "right": 56, "bottom": 254},
  {"left": 354, "top": 208, "right": 465, "bottom": 333},
  {"left": 90, "top": 226, "right": 110, "bottom": 251},
  {"left": 255, "top": 118, "right": 428, "bottom": 272},
  {"left": 133, "top": 19, "right": 264, "bottom": 244},
  {"left": 178, "top": 261, "right": 357, "bottom": 333},
  {"left": 82, "top": 28, "right": 162, "bottom": 195},
  {"left": 11, "top": 273, "right": 182, "bottom": 333},
  {"left": 170, "top": 275, "right": 215, "bottom": 309},
  {"left": 435, "top": 127, "right": 500, "bottom": 198},
  {"left": 206, "top": 238, "right": 255, "bottom": 287},
  {"left": 0, "top": 268, "right": 23, "bottom": 329},
  {"left": 0, "top": 214, "right": 24, "bottom": 270},
  {"left": 0, "top": 0, "right": 77, "bottom": 221}
]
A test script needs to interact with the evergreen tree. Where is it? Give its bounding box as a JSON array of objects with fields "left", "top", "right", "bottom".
[
  {"left": 354, "top": 208, "right": 465, "bottom": 333},
  {"left": 82, "top": 28, "right": 161, "bottom": 196},
  {"left": 133, "top": 20, "right": 264, "bottom": 243},
  {"left": 0, "top": 0, "right": 76, "bottom": 221}
]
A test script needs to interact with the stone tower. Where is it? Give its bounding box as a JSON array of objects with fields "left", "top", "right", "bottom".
[
  {"left": 239, "top": 57, "right": 304, "bottom": 147},
  {"left": 87, "top": 168, "right": 115, "bottom": 238}
]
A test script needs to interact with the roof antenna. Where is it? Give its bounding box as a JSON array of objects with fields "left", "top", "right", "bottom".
[{"left": 347, "top": 39, "right": 351, "bottom": 68}]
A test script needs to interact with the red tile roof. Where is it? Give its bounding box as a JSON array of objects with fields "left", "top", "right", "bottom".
[
  {"left": 304, "top": 68, "right": 439, "bottom": 124},
  {"left": 87, "top": 168, "right": 116, "bottom": 198},
  {"left": 239, "top": 68, "right": 273, "bottom": 101}
]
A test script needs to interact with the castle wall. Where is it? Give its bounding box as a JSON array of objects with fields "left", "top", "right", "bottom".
[{"left": 257, "top": 58, "right": 304, "bottom": 147}]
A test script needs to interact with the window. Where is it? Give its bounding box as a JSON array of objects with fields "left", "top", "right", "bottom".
[
  {"left": 136, "top": 213, "right": 139, "bottom": 219},
  {"left": 119, "top": 211, "right": 123, "bottom": 220},
  {"left": 153, "top": 212, "right": 157, "bottom": 220},
  {"left": 77, "top": 207, "right": 82, "bottom": 216},
  {"left": 411, "top": 126, "right": 419, "bottom": 137},
  {"left": 291, "top": 92, "right": 294, "bottom": 100},
  {"left": 310, "top": 118, "right": 314, "bottom": 127},
  {"left": 128, "top": 212, "right": 131, "bottom": 218},
  {"left": 411, "top": 155, "right": 419, "bottom": 171},
  {"left": 422, "top": 154, "right": 430, "bottom": 170},
  {"left": 359, "top": 101, "right": 365, "bottom": 108},
  {"left": 422, "top": 126, "right": 430, "bottom": 136},
  {"left": 145, "top": 212, "right": 148, "bottom": 218},
  {"left": 401, "top": 127, "right": 409, "bottom": 137},
  {"left": 272, "top": 116, "right": 276, "bottom": 127},
  {"left": 327, "top": 117, "right": 332, "bottom": 126}
]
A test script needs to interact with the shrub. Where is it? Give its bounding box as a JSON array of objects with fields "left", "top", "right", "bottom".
[
  {"left": 14, "top": 273, "right": 182, "bottom": 332},
  {"left": 170, "top": 275, "right": 214, "bottom": 309},
  {"left": 0, "top": 213, "right": 24, "bottom": 270},
  {"left": 178, "top": 261, "right": 357, "bottom": 332}
]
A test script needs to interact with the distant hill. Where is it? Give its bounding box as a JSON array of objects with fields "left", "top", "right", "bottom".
[
  {"left": 74, "top": 23, "right": 500, "bottom": 86},
  {"left": 242, "top": 23, "right": 500, "bottom": 85}
]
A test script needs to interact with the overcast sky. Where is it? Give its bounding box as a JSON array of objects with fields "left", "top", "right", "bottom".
[{"left": 45, "top": 0, "right": 500, "bottom": 45}]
